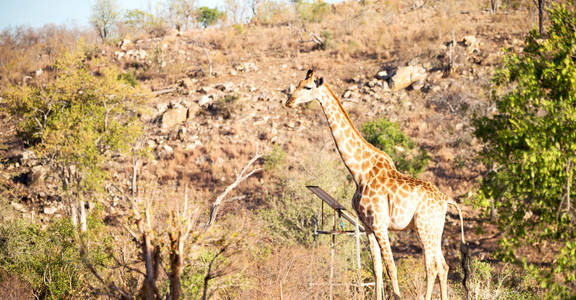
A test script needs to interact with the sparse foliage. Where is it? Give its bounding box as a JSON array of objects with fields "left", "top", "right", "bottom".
[
  {"left": 474, "top": 5, "right": 576, "bottom": 296},
  {"left": 167, "top": 0, "right": 197, "bottom": 30},
  {"left": 0, "top": 216, "right": 110, "bottom": 299},
  {"left": 90, "top": 0, "right": 119, "bottom": 40}
]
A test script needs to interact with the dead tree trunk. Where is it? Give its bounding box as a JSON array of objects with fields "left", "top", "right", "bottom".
[
  {"left": 205, "top": 151, "right": 262, "bottom": 230},
  {"left": 538, "top": 0, "right": 544, "bottom": 36}
]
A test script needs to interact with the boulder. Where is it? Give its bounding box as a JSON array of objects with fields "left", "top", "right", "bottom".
[
  {"left": 388, "top": 65, "right": 427, "bottom": 91},
  {"left": 28, "top": 165, "right": 46, "bottom": 188},
  {"left": 43, "top": 206, "right": 58, "bottom": 215},
  {"left": 161, "top": 106, "right": 188, "bottom": 130},
  {"left": 157, "top": 144, "right": 174, "bottom": 160},
  {"left": 179, "top": 78, "right": 195, "bottom": 90}
]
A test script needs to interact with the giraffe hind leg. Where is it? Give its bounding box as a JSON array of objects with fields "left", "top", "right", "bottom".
[
  {"left": 418, "top": 220, "right": 447, "bottom": 300},
  {"left": 437, "top": 249, "right": 449, "bottom": 300}
]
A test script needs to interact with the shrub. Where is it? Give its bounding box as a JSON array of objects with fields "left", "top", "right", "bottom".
[
  {"left": 262, "top": 144, "right": 287, "bottom": 172},
  {"left": 361, "top": 118, "right": 429, "bottom": 176},
  {"left": 473, "top": 5, "right": 576, "bottom": 296},
  {"left": 206, "top": 94, "right": 239, "bottom": 119},
  {"left": 2, "top": 44, "right": 145, "bottom": 193},
  {"left": 0, "top": 217, "right": 110, "bottom": 299},
  {"left": 259, "top": 154, "right": 355, "bottom": 246},
  {"left": 296, "top": 0, "right": 330, "bottom": 23},
  {"left": 463, "top": 259, "right": 539, "bottom": 299}
]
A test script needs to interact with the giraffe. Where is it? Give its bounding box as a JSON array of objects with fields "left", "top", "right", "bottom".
[{"left": 284, "top": 70, "right": 466, "bottom": 300}]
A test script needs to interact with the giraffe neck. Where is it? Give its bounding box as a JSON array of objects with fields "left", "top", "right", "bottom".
[{"left": 318, "top": 84, "right": 391, "bottom": 185}]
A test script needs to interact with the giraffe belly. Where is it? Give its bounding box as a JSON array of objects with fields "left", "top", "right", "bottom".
[{"left": 387, "top": 194, "right": 419, "bottom": 231}]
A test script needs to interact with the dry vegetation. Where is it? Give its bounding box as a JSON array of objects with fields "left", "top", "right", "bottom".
[{"left": 0, "top": 0, "right": 565, "bottom": 298}]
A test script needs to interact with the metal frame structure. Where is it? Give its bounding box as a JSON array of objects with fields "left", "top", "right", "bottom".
[{"left": 306, "top": 185, "right": 373, "bottom": 299}]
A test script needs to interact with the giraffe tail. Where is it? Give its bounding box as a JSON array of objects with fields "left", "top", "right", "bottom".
[{"left": 447, "top": 198, "right": 470, "bottom": 299}]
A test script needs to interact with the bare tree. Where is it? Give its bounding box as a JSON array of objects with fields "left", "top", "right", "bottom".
[
  {"left": 537, "top": 0, "right": 544, "bottom": 36},
  {"left": 167, "top": 0, "right": 197, "bottom": 31},
  {"left": 90, "top": 0, "right": 119, "bottom": 40},
  {"left": 490, "top": 0, "right": 500, "bottom": 14},
  {"left": 205, "top": 149, "right": 263, "bottom": 230},
  {"left": 224, "top": 0, "right": 247, "bottom": 25},
  {"left": 80, "top": 149, "right": 261, "bottom": 299}
]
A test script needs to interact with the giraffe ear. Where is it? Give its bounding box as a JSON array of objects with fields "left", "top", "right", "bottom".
[
  {"left": 306, "top": 69, "right": 314, "bottom": 79},
  {"left": 315, "top": 77, "right": 324, "bottom": 87}
]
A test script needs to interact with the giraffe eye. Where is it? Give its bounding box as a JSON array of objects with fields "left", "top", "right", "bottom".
[{"left": 304, "top": 86, "right": 312, "bottom": 90}]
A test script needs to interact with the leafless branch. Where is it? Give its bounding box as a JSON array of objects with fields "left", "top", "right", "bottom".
[{"left": 205, "top": 150, "right": 263, "bottom": 230}]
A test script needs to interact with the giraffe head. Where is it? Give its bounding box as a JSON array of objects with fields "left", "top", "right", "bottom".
[{"left": 285, "top": 69, "right": 324, "bottom": 108}]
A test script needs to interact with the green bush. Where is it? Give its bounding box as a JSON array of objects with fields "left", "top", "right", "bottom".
[
  {"left": 361, "top": 118, "right": 429, "bottom": 176},
  {"left": 2, "top": 44, "right": 145, "bottom": 192},
  {"left": 0, "top": 217, "right": 110, "bottom": 299},
  {"left": 473, "top": 5, "right": 576, "bottom": 296}
]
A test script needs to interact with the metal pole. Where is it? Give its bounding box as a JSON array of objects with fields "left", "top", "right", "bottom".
[
  {"left": 355, "top": 216, "right": 363, "bottom": 299},
  {"left": 329, "top": 211, "right": 336, "bottom": 300}
]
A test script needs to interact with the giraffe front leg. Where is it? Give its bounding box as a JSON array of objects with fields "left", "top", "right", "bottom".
[
  {"left": 373, "top": 229, "right": 401, "bottom": 300},
  {"left": 367, "top": 232, "right": 385, "bottom": 300},
  {"left": 423, "top": 247, "right": 438, "bottom": 300}
]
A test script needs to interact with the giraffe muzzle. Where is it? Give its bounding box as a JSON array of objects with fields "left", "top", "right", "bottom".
[{"left": 285, "top": 96, "right": 295, "bottom": 108}]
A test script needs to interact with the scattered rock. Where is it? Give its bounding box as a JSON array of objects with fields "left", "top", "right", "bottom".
[
  {"left": 178, "top": 78, "right": 195, "bottom": 90},
  {"left": 28, "top": 165, "right": 46, "bottom": 188},
  {"left": 198, "top": 86, "right": 216, "bottom": 94},
  {"left": 20, "top": 150, "right": 37, "bottom": 165},
  {"left": 215, "top": 82, "right": 236, "bottom": 93},
  {"left": 161, "top": 106, "right": 188, "bottom": 130},
  {"left": 157, "top": 144, "right": 174, "bottom": 159},
  {"left": 11, "top": 201, "right": 26, "bottom": 212},
  {"left": 43, "top": 206, "right": 58, "bottom": 215},
  {"left": 376, "top": 70, "right": 389, "bottom": 80},
  {"left": 388, "top": 65, "right": 427, "bottom": 91},
  {"left": 233, "top": 62, "right": 258, "bottom": 72},
  {"left": 198, "top": 95, "right": 213, "bottom": 106}
]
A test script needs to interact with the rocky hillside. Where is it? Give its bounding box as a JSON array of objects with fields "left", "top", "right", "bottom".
[{"left": 0, "top": 1, "right": 543, "bottom": 298}]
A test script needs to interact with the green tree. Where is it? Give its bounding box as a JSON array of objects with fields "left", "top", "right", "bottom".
[
  {"left": 361, "top": 118, "right": 429, "bottom": 176},
  {"left": 90, "top": 0, "right": 119, "bottom": 40},
  {"left": 473, "top": 5, "right": 576, "bottom": 296},
  {"left": 123, "top": 9, "right": 164, "bottom": 33},
  {"left": 196, "top": 6, "right": 222, "bottom": 29},
  {"left": 2, "top": 44, "right": 146, "bottom": 231}
]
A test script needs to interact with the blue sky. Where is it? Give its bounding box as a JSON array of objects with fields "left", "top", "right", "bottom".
[{"left": 0, "top": 0, "right": 227, "bottom": 30}]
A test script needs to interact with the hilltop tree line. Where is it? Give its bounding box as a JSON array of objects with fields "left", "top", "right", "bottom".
[{"left": 90, "top": 0, "right": 333, "bottom": 40}]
